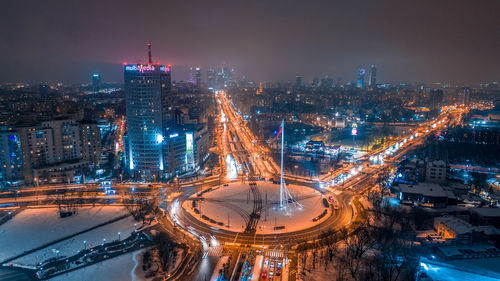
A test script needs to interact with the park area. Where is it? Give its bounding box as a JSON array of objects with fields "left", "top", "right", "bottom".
[{"left": 0, "top": 206, "right": 145, "bottom": 280}]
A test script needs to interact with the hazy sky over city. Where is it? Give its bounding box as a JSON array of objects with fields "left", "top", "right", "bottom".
[{"left": 1, "top": 0, "right": 499, "bottom": 84}]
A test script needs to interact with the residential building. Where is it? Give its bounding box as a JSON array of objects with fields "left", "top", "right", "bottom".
[
  {"left": 0, "top": 128, "right": 24, "bottom": 185},
  {"left": 79, "top": 120, "right": 101, "bottom": 167},
  {"left": 426, "top": 159, "right": 447, "bottom": 183},
  {"left": 434, "top": 216, "right": 473, "bottom": 241},
  {"left": 0, "top": 119, "right": 102, "bottom": 185},
  {"left": 397, "top": 182, "right": 456, "bottom": 208}
]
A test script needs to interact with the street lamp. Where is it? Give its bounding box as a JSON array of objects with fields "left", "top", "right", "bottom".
[
  {"left": 83, "top": 240, "right": 87, "bottom": 250},
  {"left": 118, "top": 232, "right": 121, "bottom": 241}
]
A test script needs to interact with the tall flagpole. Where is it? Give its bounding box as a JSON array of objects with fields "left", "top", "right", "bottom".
[
  {"left": 278, "top": 119, "right": 301, "bottom": 211},
  {"left": 280, "top": 119, "right": 284, "bottom": 209}
]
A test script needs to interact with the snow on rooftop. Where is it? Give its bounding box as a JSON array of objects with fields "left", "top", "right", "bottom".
[
  {"left": 399, "top": 183, "right": 448, "bottom": 198},
  {"left": 436, "top": 216, "right": 473, "bottom": 235}
]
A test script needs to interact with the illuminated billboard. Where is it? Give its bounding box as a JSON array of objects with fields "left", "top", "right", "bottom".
[
  {"left": 351, "top": 123, "right": 358, "bottom": 136},
  {"left": 125, "top": 64, "right": 171, "bottom": 73},
  {"left": 186, "top": 133, "right": 194, "bottom": 168}
]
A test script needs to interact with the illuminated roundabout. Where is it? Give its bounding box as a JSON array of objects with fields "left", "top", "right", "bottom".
[{"left": 171, "top": 181, "right": 356, "bottom": 246}]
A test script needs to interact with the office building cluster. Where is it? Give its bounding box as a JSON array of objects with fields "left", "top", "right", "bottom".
[
  {"left": 206, "top": 66, "right": 236, "bottom": 89},
  {"left": 356, "top": 64, "right": 377, "bottom": 89},
  {"left": 123, "top": 45, "right": 209, "bottom": 180}
]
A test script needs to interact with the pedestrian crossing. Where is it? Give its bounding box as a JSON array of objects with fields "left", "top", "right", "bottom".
[
  {"left": 264, "top": 250, "right": 284, "bottom": 258},
  {"left": 205, "top": 246, "right": 224, "bottom": 257}
]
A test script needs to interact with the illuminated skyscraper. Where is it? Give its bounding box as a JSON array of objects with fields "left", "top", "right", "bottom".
[
  {"left": 187, "top": 67, "right": 196, "bottom": 84},
  {"left": 356, "top": 66, "right": 366, "bottom": 88},
  {"left": 295, "top": 76, "right": 303, "bottom": 88},
  {"left": 369, "top": 65, "right": 377, "bottom": 87},
  {"left": 39, "top": 84, "right": 49, "bottom": 101},
  {"left": 124, "top": 43, "right": 172, "bottom": 178},
  {"left": 92, "top": 73, "right": 102, "bottom": 92},
  {"left": 226, "top": 67, "right": 235, "bottom": 87},
  {"left": 429, "top": 89, "right": 444, "bottom": 110},
  {"left": 216, "top": 70, "right": 224, "bottom": 89},
  {"left": 195, "top": 67, "right": 201, "bottom": 88},
  {"left": 207, "top": 68, "right": 216, "bottom": 89},
  {"left": 461, "top": 87, "right": 471, "bottom": 106}
]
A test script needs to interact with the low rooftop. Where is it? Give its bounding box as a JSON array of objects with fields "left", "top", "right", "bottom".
[
  {"left": 436, "top": 216, "right": 473, "bottom": 235},
  {"left": 400, "top": 183, "right": 448, "bottom": 198}
]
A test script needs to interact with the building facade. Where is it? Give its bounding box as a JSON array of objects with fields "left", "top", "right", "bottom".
[
  {"left": 164, "top": 124, "right": 210, "bottom": 177},
  {"left": 79, "top": 120, "right": 102, "bottom": 168},
  {"left": 0, "top": 119, "right": 102, "bottom": 185},
  {"left": 124, "top": 63, "right": 172, "bottom": 179},
  {"left": 426, "top": 160, "right": 447, "bottom": 183},
  {"left": 369, "top": 64, "right": 376, "bottom": 87},
  {"left": 207, "top": 68, "right": 216, "bottom": 89},
  {"left": 434, "top": 216, "right": 473, "bottom": 241},
  {"left": 0, "top": 129, "right": 24, "bottom": 185},
  {"left": 356, "top": 66, "right": 366, "bottom": 88}
]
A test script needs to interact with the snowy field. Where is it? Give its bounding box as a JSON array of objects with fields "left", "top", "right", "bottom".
[
  {"left": 49, "top": 250, "right": 145, "bottom": 281},
  {"left": 183, "top": 181, "right": 330, "bottom": 234},
  {"left": 14, "top": 216, "right": 137, "bottom": 265},
  {"left": 0, "top": 206, "right": 130, "bottom": 262}
]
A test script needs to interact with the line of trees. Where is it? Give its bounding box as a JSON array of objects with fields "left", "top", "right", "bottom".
[{"left": 297, "top": 188, "right": 426, "bottom": 281}]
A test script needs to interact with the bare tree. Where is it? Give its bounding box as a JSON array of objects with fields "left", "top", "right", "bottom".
[
  {"left": 337, "top": 225, "right": 375, "bottom": 281},
  {"left": 374, "top": 238, "right": 417, "bottom": 281},
  {"left": 125, "top": 192, "right": 161, "bottom": 225}
]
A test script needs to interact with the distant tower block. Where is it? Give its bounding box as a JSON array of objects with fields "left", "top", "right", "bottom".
[{"left": 369, "top": 64, "right": 377, "bottom": 87}]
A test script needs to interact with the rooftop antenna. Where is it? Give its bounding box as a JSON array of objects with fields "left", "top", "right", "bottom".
[{"left": 147, "top": 42, "right": 152, "bottom": 65}]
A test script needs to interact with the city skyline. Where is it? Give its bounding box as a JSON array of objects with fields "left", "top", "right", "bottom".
[
  {"left": 0, "top": 1, "right": 499, "bottom": 281},
  {"left": 1, "top": 0, "right": 500, "bottom": 84}
]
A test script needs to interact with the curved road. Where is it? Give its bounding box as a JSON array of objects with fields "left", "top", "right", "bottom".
[{"left": 171, "top": 182, "right": 356, "bottom": 247}]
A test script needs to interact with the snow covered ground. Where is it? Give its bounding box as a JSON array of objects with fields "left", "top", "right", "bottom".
[
  {"left": 49, "top": 250, "right": 145, "bottom": 281},
  {"left": 0, "top": 206, "right": 130, "bottom": 262},
  {"left": 14, "top": 216, "right": 137, "bottom": 265},
  {"left": 183, "top": 181, "right": 330, "bottom": 234},
  {"left": 297, "top": 249, "right": 337, "bottom": 281},
  {"left": 419, "top": 257, "right": 500, "bottom": 281}
]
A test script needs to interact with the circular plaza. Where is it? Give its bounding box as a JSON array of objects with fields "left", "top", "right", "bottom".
[{"left": 181, "top": 181, "right": 331, "bottom": 234}]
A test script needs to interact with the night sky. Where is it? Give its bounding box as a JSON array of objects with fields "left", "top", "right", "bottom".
[{"left": 1, "top": 0, "right": 499, "bottom": 84}]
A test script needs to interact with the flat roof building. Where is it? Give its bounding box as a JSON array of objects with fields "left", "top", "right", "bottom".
[
  {"left": 124, "top": 44, "right": 172, "bottom": 179},
  {"left": 398, "top": 182, "right": 455, "bottom": 208}
]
